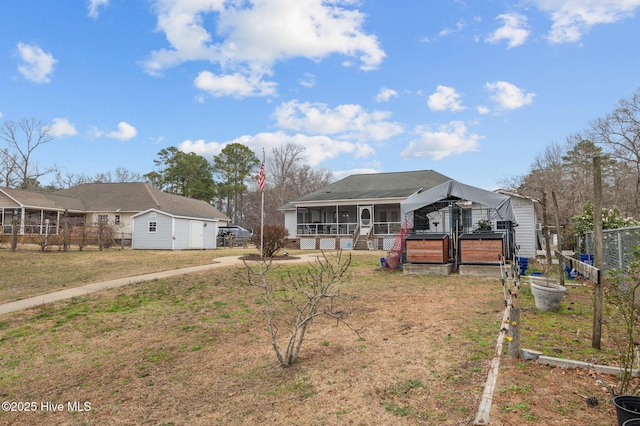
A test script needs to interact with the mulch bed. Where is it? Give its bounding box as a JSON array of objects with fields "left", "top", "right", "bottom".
[{"left": 239, "top": 254, "right": 301, "bottom": 261}]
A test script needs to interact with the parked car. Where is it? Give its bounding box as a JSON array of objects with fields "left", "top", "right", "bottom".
[
  {"left": 217, "top": 225, "right": 253, "bottom": 247},
  {"left": 217, "top": 225, "right": 253, "bottom": 238}
]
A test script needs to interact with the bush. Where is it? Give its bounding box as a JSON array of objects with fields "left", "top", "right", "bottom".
[{"left": 252, "top": 224, "right": 289, "bottom": 257}]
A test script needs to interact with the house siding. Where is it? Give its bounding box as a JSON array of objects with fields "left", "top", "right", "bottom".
[
  {"left": 132, "top": 212, "right": 173, "bottom": 250},
  {"left": 284, "top": 210, "right": 296, "bottom": 237},
  {"left": 510, "top": 197, "right": 536, "bottom": 259}
]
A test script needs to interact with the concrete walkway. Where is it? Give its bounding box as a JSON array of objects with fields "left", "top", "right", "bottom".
[{"left": 0, "top": 253, "right": 321, "bottom": 316}]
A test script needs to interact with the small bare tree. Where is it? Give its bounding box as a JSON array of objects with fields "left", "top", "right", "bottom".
[
  {"left": 244, "top": 250, "right": 360, "bottom": 367},
  {"left": 606, "top": 246, "right": 640, "bottom": 395}
]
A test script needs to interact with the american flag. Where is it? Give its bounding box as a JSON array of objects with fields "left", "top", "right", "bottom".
[{"left": 258, "top": 163, "right": 265, "bottom": 192}]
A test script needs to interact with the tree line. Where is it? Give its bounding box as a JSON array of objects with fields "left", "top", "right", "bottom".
[
  {"left": 0, "top": 117, "right": 331, "bottom": 228},
  {"left": 501, "top": 87, "right": 640, "bottom": 246}
]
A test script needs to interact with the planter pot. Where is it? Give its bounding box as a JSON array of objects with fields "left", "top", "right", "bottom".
[
  {"left": 624, "top": 419, "right": 640, "bottom": 426},
  {"left": 529, "top": 276, "right": 566, "bottom": 311},
  {"left": 614, "top": 395, "right": 640, "bottom": 426}
]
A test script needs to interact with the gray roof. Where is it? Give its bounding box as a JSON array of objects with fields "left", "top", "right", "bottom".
[
  {"left": 286, "top": 170, "right": 452, "bottom": 206},
  {"left": 54, "top": 183, "right": 228, "bottom": 220},
  {"left": 1, "top": 187, "right": 85, "bottom": 211}
]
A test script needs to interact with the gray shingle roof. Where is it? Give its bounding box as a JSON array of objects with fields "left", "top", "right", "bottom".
[
  {"left": 1, "top": 187, "right": 85, "bottom": 211},
  {"left": 288, "top": 170, "right": 452, "bottom": 205},
  {"left": 54, "top": 183, "right": 228, "bottom": 220}
]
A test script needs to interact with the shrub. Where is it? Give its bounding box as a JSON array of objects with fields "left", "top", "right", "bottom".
[{"left": 252, "top": 224, "right": 289, "bottom": 257}]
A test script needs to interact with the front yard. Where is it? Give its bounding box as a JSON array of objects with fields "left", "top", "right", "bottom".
[{"left": 0, "top": 250, "right": 621, "bottom": 425}]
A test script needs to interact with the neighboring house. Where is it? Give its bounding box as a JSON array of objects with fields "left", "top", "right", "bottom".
[
  {"left": 280, "top": 170, "right": 538, "bottom": 258},
  {"left": 0, "top": 182, "right": 229, "bottom": 250}
]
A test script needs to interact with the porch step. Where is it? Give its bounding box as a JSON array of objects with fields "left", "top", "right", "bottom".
[{"left": 353, "top": 238, "right": 369, "bottom": 251}]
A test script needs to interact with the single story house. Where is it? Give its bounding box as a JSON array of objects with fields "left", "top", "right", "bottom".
[
  {"left": 0, "top": 182, "right": 229, "bottom": 250},
  {"left": 280, "top": 170, "right": 538, "bottom": 259}
]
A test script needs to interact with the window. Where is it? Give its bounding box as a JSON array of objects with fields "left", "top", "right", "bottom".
[
  {"left": 148, "top": 221, "right": 157, "bottom": 233},
  {"left": 114, "top": 214, "right": 121, "bottom": 225},
  {"left": 97, "top": 214, "right": 108, "bottom": 223}
]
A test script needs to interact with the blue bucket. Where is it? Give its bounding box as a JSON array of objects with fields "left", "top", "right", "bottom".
[
  {"left": 564, "top": 265, "right": 577, "bottom": 279},
  {"left": 580, "top": 254, "right": 594, "bottom": 266}
]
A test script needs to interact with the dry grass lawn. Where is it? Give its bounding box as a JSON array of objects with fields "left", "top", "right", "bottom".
[{"left": 0, "top": 250, "right": 623, "bottom": 425}]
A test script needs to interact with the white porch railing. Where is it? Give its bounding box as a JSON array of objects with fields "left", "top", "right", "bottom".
[{"left": 296, "top": 222, "right": 357, "bottom": 236}]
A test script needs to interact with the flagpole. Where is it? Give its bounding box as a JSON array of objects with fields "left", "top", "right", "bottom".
[{"left": 260, "top": 148, "right": 265, "bottom": 258}]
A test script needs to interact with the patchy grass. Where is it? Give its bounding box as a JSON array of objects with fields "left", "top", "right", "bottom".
[
  {"left": 0, "top": 253, "right": 623, "bottom": 424},
  {"left": 0, "top": 246, "right": 309, "bottom": 304}
]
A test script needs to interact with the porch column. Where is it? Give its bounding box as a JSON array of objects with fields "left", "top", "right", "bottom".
[
  {"left": 19, "top": 208, "right": 25, "bottom": 235},
  {"left": 40, "top": 210, "right": 45, "bottom": 234}
]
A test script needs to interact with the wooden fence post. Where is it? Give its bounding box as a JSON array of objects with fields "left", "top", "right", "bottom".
[
  {"left": 593, "top": 156, "right": 603, "bottom": 350},
  {"left": 508, "top": 308, "right": 520, "bottom": 359}
]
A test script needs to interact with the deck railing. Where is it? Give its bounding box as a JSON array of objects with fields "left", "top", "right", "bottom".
[{"left": 296, "top": 222, "right": 401, "bottom": 236}]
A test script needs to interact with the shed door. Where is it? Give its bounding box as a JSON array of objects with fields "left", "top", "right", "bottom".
[{"left": 190, "top": 221, "right": 204, "bottom": 249}]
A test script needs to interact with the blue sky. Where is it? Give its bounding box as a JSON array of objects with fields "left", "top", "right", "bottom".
[{"left": 1, "top": 0, "right": 639, "bottom": 190}]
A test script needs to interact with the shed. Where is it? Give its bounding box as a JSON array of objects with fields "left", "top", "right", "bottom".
[{"left": 131, "top": 209, "right": 219, "bottom": 250}]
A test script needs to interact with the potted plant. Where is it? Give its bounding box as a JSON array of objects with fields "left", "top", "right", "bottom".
[
  {"left": 474, "top": 220, "right": 492, "bottom": 233},
  {"left": 528, "top": 260, "right": 566, "bottom": 312}
]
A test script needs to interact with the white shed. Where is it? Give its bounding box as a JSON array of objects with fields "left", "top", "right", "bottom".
[{"left": 131, "top": 209, "right": 219, "bottom": 250}]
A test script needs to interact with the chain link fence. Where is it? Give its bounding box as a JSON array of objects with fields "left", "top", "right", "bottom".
[{"left": 585, "top": 226, "right": 640, "bottom": 272}]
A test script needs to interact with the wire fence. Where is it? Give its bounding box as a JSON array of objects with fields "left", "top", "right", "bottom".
[{"left": 585, "top": 226, "right": 640, "bottom": 272}]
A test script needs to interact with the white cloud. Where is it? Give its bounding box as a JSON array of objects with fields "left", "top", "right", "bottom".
[
  {"left": 106, "top": 122, "right": 137, "bottom": 141},
  {"left": 16, "top": 43, "right": 57, "bottom": 83},
  {"left": 477, "top": 105, "right": 491, "bottom": 115},
  {"left": 439, "top": 20, "right": 467, "bottom": 37},
  {"left": 48, "top": 118, "right": 77, "bottom": 137},
  {"left": 532, "top": 0, "right": 640, "bottom": 43},
  {"left": 375, "top": 87, "right": 398, "bottom": 103},
  {"left": 194, "top": 71, "right": 277, "bottom": 98},
  {"left": 485, "top": 13, "right": 530, "bottom": 48},
  {"left": 400, "top": 121, "right": 481, "bottom": 160},
  {"left": 485, "top": 81, "right": 535, "bottom": 110},
  {"left": 0, "top": 112, "right": 3, "bottom": 118},
  {"left": 88, "top": 0, "right": 109, "bottom": 18},
  {"left": 143, "top": 0, "right": 385, "bottom": 97},
  {"left": 180, "top": 131, "right": 374, "bottom": 167},
  {"left": 428, "top": 86, "right": 465, "bottom": 112},
  {"left": 299, "top": 73, "right": 316, "bottom": 88},
  {"left": 273, "top": 100, "right": 403, "bottom": 142}
]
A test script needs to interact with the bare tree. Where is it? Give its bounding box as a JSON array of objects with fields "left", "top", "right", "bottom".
[
  {"left": 52, "top": 171, "right": 92, "bottom": 189},
  {"left": 244, "top": 250, "right": 359, "bottom": 367},
  {"left": 588, "top": 88, "right": 640, "bottom": 217},
  {"left": 0, "top": 148, "right": 19, "bottom": 187},
  {"left": 245, "top": 143, "right": 334, "bottom": 227},
  {"left": 113, "top": 167, "right": 143, "bottom": 182},
  {"left": 0, "top": 118, "right": 58, "bottom": 189}
]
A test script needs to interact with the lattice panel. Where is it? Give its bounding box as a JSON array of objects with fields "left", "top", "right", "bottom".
[
  {"left": 319, "top": 238, "right": 336, "bottom": 250},
  {"left": 300, "top": 238, "right": 316, "bottom": 250},
  {"left": 382, "top": 236, "right": 395, "bottom": 250},
  {"left": 340, "top": 238, "right": 353, "bottom": 250}
]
